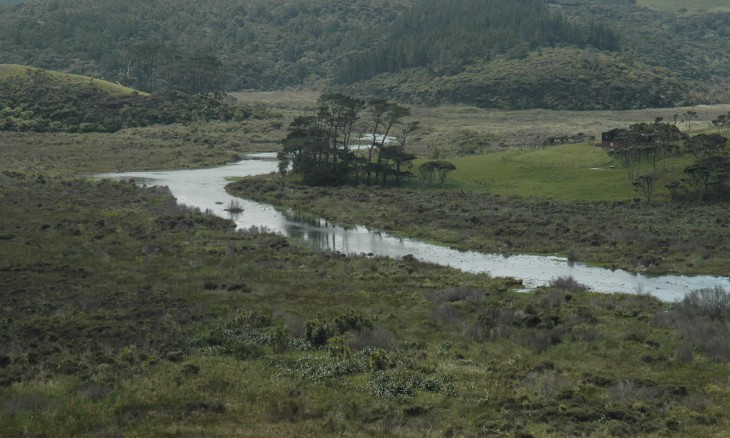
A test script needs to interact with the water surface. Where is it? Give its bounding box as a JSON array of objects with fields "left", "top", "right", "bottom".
[{"left": 98, "top": 154, "right": 730, "bottom": 301}]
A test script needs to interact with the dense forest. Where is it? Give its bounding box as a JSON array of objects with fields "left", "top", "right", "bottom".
[
  {"left": 0, "top": 0, "right": 410, "bottom": 91},
  {"left": 0, "top": 0, "right": 729, "bottom": 109},
  {"left": 334, "top": 0, "right": 619, "bottom": 83}
]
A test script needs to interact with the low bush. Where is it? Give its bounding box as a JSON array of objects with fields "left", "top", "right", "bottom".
[
  {"left": 677, "top": 287, "right": 730, "bottom": 319},
  {"left": 549, "top": 276, "right": 589, "bottom": 293}
]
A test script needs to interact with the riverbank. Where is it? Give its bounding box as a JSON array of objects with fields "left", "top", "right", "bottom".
[
  {"left": 227, "top": 175, "right": 730, "bottom": 276},
  {"left": 3, "top": 171, "right": 730, "bottom": 436}
]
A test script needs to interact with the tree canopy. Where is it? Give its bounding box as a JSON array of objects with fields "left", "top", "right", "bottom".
[{"left": 280, "top": 94, "right": 417, "bottom": 186}]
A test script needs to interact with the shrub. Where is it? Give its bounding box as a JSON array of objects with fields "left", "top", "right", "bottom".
[
  {"left": 549, "top": 275, "right": 589, "bottom": 293},
  {"left": 674, "top": 342, "right": 694, "bottom": 363},
  {"left": 270, "top": 325, "right": 290, "bottom": 354},
  {"left": 677, "top": 287, "right": 730, "bottom": 319},
  {"left": 368, "top": 349, "right": 396, "bottom": 371},
  {"left": 327, "top": 335, "right": 351, "bottom": 358},
  {"left": 305, "top": 319, "right": 334, "bottom": 347},
  {"left": 351, "top": 326, "right": 397, "bottom": 350},
  {"left": 432, "top": 303, "right": 464, "bottom": 327},
  {"left": 334, "top": 310, "right": 373, "bottom": 334}
]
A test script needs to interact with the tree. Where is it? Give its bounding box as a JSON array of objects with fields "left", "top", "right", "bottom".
[
  {"left": 683, "top": 155, "right": 730, "bottom": 200},
  {"left": 685, "top": 134, "right": 728, "bottom": 159},
  {"left": 632, "top": 174, "right": 656, "bottom": 202},
  {"left": 419, "top": 161, "right": 456, "bottom": 185},
  {"left": 682, "top": 110, "right": 698, "bottom": 135},
  {"left": 711, "top": 112, "right": 730, "bottom": 135},
  {"left": 363, "top": 100, "right": 410, "bottom": 184},
  {"left": 608, "top": 121, "right": 685, "bottom": 182}
]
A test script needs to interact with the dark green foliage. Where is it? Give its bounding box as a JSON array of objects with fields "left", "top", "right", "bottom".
[
  {"left": 607, "top": 121, "right": 684, "bottom": 184},
  {"left": 334, "top": 310, "right": 373, "bottom": 335},
  {"left": 350, "top": 47, "right": 696, "bottom": 110},
  {"left": 1, "top": 0, "right": 729, "bottom": 110},
  {"left": 0, "top": 0, "right": 411, "bottom": 91},
  {"left": 0, "top": 68, "right": 247, "bottom": 132},
  {"left": 305, "top": 319, "right": 334, "bottom": 347},
  {"left": 667, "top": 133, "right": 730, "bottom": 201},
  {"left": 281, "top": 93, "right": 416, "bottom": 186},
  {"left": 336, "top": 0, "right": 620, "bottom": 83},
  {"left": 419, "top": 161, "right": 456, "bottom": 185}
]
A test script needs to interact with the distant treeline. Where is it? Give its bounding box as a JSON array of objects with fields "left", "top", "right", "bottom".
[
  {"left": 335, "top": 0, "right": 620, "bottom": 84},
  {"left": 0, "top": 69, "right": 249, "bottom": 132}
]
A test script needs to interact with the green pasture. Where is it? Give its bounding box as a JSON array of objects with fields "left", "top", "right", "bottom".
[
  {"left": 417, "top": 143, "right": 693, "bottom": 201},
  {"left": 638, "top": 0, "right": 730, "bottom": 12},
  {"left": 0, "top": 63, "right": 142, "bottom": 96}
]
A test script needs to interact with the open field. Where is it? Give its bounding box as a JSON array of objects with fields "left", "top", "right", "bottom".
[
  {"left": 638, "top": 0, "right": 730, "bottom": 12},
  {"left": 234, "top": 91, "right": 730, "bottom": 156},
  {"left": 0, "top": 120, "right": 285, "bottom": 176},
  {"left": 442, "top": 143, "right": 698, "bottom": 201}
]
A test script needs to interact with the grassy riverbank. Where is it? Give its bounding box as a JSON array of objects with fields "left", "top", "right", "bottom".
[
  {"left": 227, "top": 172, "right": 729, "bottom": 277},
  {"left": 0, "top": 119, "right": 285, "bottom": 177},
  {"left": 3, "top": 170, "right": 730, "bottom": 436}
]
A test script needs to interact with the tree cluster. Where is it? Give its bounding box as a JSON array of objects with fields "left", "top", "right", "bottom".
[
  {"left": 280, "top": 93, "right": 418, "bottom": 186},
  {"left": 670, "top": 133, "right": 730, "bottom": 201},
  {"left": 607, "top": 118, "right": 730, "bottom": 202}
]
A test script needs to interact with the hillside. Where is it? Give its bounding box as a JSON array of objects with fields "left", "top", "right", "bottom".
[
  {"left": 0, "top": 65, "right": 248, "bottom": 132},
  {"left": 0, "top": 0, "right": 729, "bottom": 109},
  {"left": 0, "top": 0, "right": 410, "bottom": 92},
  {"left": 338, "top": 0, "right": 730, "bottom": 109}
]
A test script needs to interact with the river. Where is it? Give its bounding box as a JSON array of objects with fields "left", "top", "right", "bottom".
[{"left": 97, "top": 153, "right": 730, "bottom": 302}]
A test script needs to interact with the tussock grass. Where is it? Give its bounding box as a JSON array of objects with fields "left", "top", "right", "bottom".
[
  {"left": 4, "top": 170, "right": 730, "bottom": 435},
  {"left": 3, "top": 94, "right": 730, "bottom": 435}
]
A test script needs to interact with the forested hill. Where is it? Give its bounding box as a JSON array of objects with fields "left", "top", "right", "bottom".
[
  {"left": 0, "top": 0, "right": 411, "bottom": 91},
  {"left": 335, "top": 0, "right": 619, "bottom": 83},
  {"left": 0, "top": 0, "right": 729, "bottom": 110}
]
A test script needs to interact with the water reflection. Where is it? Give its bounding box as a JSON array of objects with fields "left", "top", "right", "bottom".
[{"left": 96, "top": 155, "right": 730, "bottom": 302}]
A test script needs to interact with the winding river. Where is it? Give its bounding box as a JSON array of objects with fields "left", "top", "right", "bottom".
[{"left": 98, "top": 154, "right": 730, "bottom": 302}]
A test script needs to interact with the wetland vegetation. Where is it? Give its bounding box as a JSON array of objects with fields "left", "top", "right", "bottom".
[
  {"left": 2, "top": 0, "right": 730, "bottom": 434},
  {"left": 2, "top": 90, "right": 730, "bottom": 435}
]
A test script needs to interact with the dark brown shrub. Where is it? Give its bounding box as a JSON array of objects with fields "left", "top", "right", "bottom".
[{"left": 549, "top": 276, "right": 589, "bottom": 293}]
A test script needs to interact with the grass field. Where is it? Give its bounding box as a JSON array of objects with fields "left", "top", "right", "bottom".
[
  {"left": 440, "top": 143, "right": 695, "bottom": 201},
  {"left": 234, "top": 91, "right": 730, "bottom": 157},
  {"left": 638, "top": 0, "right": 730, "bottom": 12},
  {"left": 0, "top": 64, "right": 142, "bottom": 96}
]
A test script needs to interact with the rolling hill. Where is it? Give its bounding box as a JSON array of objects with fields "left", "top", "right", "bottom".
[
  {"left": 0, "top": 65, "right": 246, "bottom": 132},
  {"left": 0, "top": 0, "right": 728, "bottom": 110}
]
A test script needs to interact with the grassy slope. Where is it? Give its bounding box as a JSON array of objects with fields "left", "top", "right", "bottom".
[
  {"left": 0, "top": 64, "right": 141, "bottom": 96},
  {"left": 638, "top": 0, "right": 730, "bottom": 12}
]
